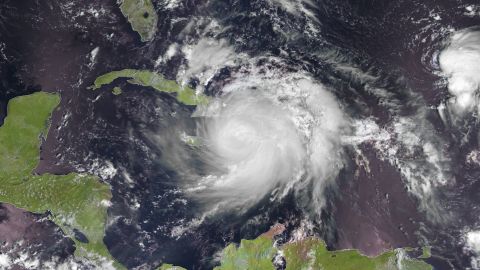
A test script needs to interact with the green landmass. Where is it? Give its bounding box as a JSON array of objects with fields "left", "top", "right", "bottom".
[
  {"left": 214, "top": 236, "right": 277, "bottom": 270},
  {"left": 112, "top": 86, "right": 123, "bottom": 95},
  {"left": 119, "top": 0, "right": 158, "bottom": 42},
  {"left": 8, "top": 92, "right": 429, "bottom": 270},
  {"left": 419, "top": 246, "right": 431, "bottom": 259},
  {"left": 397, "top": 256, "right": 433, "bottom": 270},
  {"left": 214, "top": 235, "right": 433, "bottom": 270},
  {"left": 157, "top": 264, "right": 187, "bottom": 270},
  {"left": 283, "top": 238, "right": 394, "bottom": 270},
  {"left": 0, "top": 92, "right": 119, "bottom": 267},
  {"left": 91, "top": 69, "right": 209, "bottom": 106}
]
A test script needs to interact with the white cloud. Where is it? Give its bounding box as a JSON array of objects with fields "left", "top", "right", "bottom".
[
  {"left": 468, "top": 231, "right": 480, "bottom": 253},
  {"left": 439, "top": 28, "right": 480, "bottom": 116},
  {"left": 343, "top": 115, "right": 452, "bottom": 222},
  {"left": 179, "top": 38, "right": 245, "bottom": 92},
  {"left": 466, "top": 230, "right": 480, "bottom": 269},
  {"left": 188, "top": 67, "right": 348, "bottom": 215}
]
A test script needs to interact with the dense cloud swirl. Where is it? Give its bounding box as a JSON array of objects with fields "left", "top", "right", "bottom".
[
  {"left": 195, "top": 90, "right": 305, "bottom": 210},
  {"left": 466, "top": 231, "right": 480, "bottom": 269},
  {"left": 439, "top": 28, "right": 480, "bottom": 115},
  {"left": 188, "top": 71, "right": 348, "bottom": 214}
]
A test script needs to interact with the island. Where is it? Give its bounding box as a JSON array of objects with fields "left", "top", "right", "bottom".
[{"left": 91, "top": 69, "right": 209, "bottom": 106}]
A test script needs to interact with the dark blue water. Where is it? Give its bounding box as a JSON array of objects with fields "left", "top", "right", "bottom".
[{"left": 1, "top": 0, "right": 480, "bottom": 269}]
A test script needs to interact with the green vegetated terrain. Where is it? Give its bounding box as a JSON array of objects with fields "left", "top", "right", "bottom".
[
  {"left": 112, "top": 86, "right": 123, "bottom": 95},
  {"left": 91, "top": 69, "right": 209, "bottom": 106},
  {"left": 214, "top": 236, "right": 433, "bottom": 270},
  {"left": 214, "top": 236, "right": 277, "bottom": 270},
  {"left": 119, "top": 0, "right": 158, "bottom": 42},
  {"left": 2, "top": 92, "right": 431, "bottom": 270},
  {"left": 0, "top": 92, "right": 119, "bottom": 267},
  {"left": 157, "top": 264, "right": 187, "bottom": 270},
  {"left": 419, "top": 246, "right": 431, "bottom": 259}
]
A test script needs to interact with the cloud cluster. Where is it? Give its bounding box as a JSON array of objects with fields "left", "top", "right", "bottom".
[
  {"left": 466, "top": 230, "right": 480, "bottom": 269},
  {"left": 439, "top": 28, "right": 480, "bottom": 115},
  {"left": 188, "top": 70, "right": 348, "bottom": 214}
]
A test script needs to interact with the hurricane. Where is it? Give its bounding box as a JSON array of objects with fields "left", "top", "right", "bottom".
[
  {"left": 3, "top": 0, "right": 480, "bottom": 269},
  {"left": 186, "top": 69, "right": 348, "bottom": 215}
]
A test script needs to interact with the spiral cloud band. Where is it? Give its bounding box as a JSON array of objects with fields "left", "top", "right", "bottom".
[{"left": 189, "top": 71, "right": 348, "bottom": 214}]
